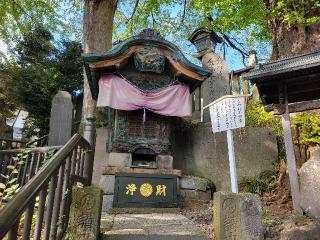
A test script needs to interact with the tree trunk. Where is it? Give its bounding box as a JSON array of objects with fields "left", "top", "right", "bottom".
[
  {"left": 265, "top": 0, "right": 320, "bottom": 60},
  {"left": 82, "top": 0, "right": 117, "bottom": 118}
]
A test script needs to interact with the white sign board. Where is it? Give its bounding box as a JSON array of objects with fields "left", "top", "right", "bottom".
[
  {"left": 204, "top": 95, "right": 248, "bottom": 193},
  {"left": 209, "top": 96, "right": 246, "bottom": 133}
]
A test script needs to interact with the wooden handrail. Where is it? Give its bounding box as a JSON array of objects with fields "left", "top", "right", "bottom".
[
  {"left": 0, "top": 138, "right": 27, "bottom": 144},
  {"left": 0, "top": 138, "right": 27, "bottom": 150},
  {"left": 26, "top": 134, "right": 49, "bottom": 147},
  {"left": 0, "top": 145, "right": 61, "bottom": 154},
  {"left": 0, "top": 133, "right": 92, "bottom": 239}
]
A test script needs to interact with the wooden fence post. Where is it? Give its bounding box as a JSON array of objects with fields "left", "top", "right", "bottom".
[{"left": 281, "top": 88, "right": 302, "bottom": 214}]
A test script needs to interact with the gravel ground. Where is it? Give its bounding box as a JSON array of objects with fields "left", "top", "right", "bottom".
[{"left": 180, "top": 200, "right": 214, "bottom": 239}]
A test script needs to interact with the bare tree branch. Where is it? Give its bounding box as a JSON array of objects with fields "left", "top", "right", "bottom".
[
  {"left": 151, "top": 10, "right": 161, "bottom": 27},
  {"left": 181, "top": 0, "right": 187, "bottom": 23},
  {"left": 151, "top": 11, "right": 156, "bottom": 28},
  {"left": 222, "top": 33, "right": 249, "bottom": 58},
  {"left": 125, "top": 0, "right": 140, "bottom": 24},
  {"left": 206, "top": 15, "right": 249, "bottom": 64}
]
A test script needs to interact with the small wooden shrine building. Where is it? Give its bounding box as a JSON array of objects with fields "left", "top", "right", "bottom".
[
  {"left": 244, "top": 50, "right": 320, "bottom": 213},
  {"left": 83, "top": 28, "right": 211, "bottom": 158},
  {"left": 82, "top": 29, "right": 211, "bottom": 207}
]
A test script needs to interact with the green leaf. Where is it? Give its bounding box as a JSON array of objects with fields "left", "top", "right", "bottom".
[
  {"left": 0, "top": 183, "right": 5, "bottom": 189},
  {"left": 6, "top": 165, "right": 15, "bottom": 170},
  {"left": 1, "top": 174, "right": 9, "bottom": 179},
  {"left": 11, "top": 184, "right": 20, "bottom": 190},
  {"left": 8, "top": 178, "right": 17, "bottom": 184}
]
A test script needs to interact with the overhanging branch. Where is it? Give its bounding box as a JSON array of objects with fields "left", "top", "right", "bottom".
[{"left": 125, "top": 0, "right": 140, "bottom": 24}]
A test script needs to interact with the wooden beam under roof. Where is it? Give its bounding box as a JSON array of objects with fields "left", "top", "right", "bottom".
[{"left": 264, "top": 99, "right": 320, "bottom": 115}]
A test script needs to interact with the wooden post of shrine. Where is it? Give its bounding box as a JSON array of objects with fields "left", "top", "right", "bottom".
[{"left": 280, "top": 85, "right": 302, "bottom": 214}]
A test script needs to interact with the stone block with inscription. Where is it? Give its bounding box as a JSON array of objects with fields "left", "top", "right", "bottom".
[
  {"left": 66, "top": 186, "right": 103, "bottom": 240},
  {"left": 213, "top": 191, "right": 264, "bottom": 240}
]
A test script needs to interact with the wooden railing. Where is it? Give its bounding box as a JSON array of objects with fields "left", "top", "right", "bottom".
[
  {"left": 26, "top": 135, "right": 49, "bottom": 147},
  {"left": 0, "top": 138, "right": 27, "bottom": 150},
  {"left": 0, "top": 134, "right": 49, "bottom": 151},
  {"left": 0, "top": 133, "right": 93, "bottom": 239},
  {"left": 0, "top": 146, "right": 62, "bottom": 192}
]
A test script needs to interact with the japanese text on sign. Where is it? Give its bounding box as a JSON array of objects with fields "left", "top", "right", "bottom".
[
  {"left": 125, "top": 183, "right": 167, "bottom": 198},
  {"left": 209, "top": 97, "right": 246, "bottom": 133}
]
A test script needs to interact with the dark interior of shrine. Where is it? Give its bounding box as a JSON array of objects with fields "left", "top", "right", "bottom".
[{"left": 131, "top": 147, "right": 157, "bottom": 168}]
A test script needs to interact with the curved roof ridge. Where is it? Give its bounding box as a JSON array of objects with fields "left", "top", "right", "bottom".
[{"left": 82, "top": 29, "right": 211, "bottom": 77}]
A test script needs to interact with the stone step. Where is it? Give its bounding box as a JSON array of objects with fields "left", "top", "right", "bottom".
[
  {"left": 107, "top": 208, "right": 181, "bottom": 214},
  {"left": 101, "top": 213, "right": 211, "bottom": 240}
]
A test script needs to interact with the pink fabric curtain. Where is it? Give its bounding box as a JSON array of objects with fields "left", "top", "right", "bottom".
[{"left": 97, "top": 74, "right": 192, "bottom": 117}]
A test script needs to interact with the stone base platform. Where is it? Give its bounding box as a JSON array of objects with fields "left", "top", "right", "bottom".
[
  {"left": 101, "top": 213, "right": 210, "bottom": 240},
  {"left": 108, "top": 208, "right": 181, "bottom": 214},
  {"left": 102, "top": 166, "right": 182, "bottom": 176}
]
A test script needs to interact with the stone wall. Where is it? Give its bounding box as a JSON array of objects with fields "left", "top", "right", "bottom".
[{"left": 172, "top": 126, "right": 278, "bottom": 191}]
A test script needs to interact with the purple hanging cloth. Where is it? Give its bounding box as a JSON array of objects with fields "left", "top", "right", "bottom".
[{"left": 96, "top": 74, "right": 192, "bottom": 117}]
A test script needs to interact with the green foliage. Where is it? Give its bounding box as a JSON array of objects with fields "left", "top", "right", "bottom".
[
  {"left": 0, "top": 73, "right": 19, "bottom": 125},
  {"left": 271, "top": 0, "right": 320, "bottom": 26},
  {"left": 114, "top": 0, "right": 319, "bottom": 61},
  {"left": 94, "top": 119, "right": 109, "bottom": 128},
  {"left": 0, "top": 0, "right": 83, "bottom": 44},
  {"left": 240, "top": 170, "right": 278, "bottom": 195},
  {"left": 115, "top": 0, "right": 270, "bottom": 56},
  {"left": 262, "top": 208, "right": 276, "bottom": 227},
  {"left": 0, "top": 25, "right": 83, "bottom": 136},
  {"left": 245, "top": 101, "right": 282, "bottom": 136},
  {"left": 291, "top": 112, "right": 320, "bottom": 145},
  {"left": 0, "top": 149, "right": 30, "bottom": 208}
]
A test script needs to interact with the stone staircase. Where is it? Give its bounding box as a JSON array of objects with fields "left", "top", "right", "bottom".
[{"left": 100, "top": 212, "right": 211, "bottom": 240}]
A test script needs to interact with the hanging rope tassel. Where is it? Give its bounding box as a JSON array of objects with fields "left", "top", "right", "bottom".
[{"left": 143, "top": 108, "right": 147, "bottom": 124}]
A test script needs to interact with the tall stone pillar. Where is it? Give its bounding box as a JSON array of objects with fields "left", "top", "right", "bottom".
[
  {"left": 48, "top": 91, "right": 73, "bottom": 146},
  {"left": 189, "top": 28, "right": 229, "bottom": 122}
]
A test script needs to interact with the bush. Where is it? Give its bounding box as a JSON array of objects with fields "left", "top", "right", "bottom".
[
  {"left": 291, "top": 112, "right": 320, "bottom": 145},
  {"left": 240, "top": 170, "right": 278, "bottom": 195},
  {"left": 245, "top": 101, "right": 282, "bottom": 136}
]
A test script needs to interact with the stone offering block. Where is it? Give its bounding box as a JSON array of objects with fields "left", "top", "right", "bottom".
[
  {"left": 213, "top": 192, "right": 264, "bottom": 240},
  {"left": 180, "top": 175, "right": 211, "bottom": 191},
  {"left": 156, "top": 155, "right": 173, "bottom": 169},
  {"left": 99, "top": 175, "right": 116, "bottom": 194},
  {"left": 108, "top": 152, "right": 130, "bottom": 167},
  {"left": 180, "top": 189, "right": 212, "bottom": 202},
  {"left": 113, "top": 173, "right": 178, "bottom": 208},
  {"left": 102, "top": 194, "right": 114, "bottom": 212},
  {"left": 66, "top": 186, "right": 103, "bottom": 240}
]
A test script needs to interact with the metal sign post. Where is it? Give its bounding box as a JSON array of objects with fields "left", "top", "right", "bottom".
[
  {"left": 203, "top": 95, "right": 249, "bottom": 193},
  {"left": 226, "top": 129, "right": 238, "bottom": 193}
]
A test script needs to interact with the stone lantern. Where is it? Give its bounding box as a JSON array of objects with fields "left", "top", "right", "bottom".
[{"left": 189, "top": 28, "right": 230, "bottom": 121}]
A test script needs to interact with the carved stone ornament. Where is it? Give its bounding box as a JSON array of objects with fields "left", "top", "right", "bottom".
[
  {"left": 134, "top": 47, "right": 166, "bottom": 74},
  {"left": 138, "top": 28, "right": 164, "bottom": 41}
]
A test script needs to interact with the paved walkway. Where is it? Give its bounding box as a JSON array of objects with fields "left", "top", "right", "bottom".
[{"left": 101, "top": 213, "right": 210, "bottom": 240}]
